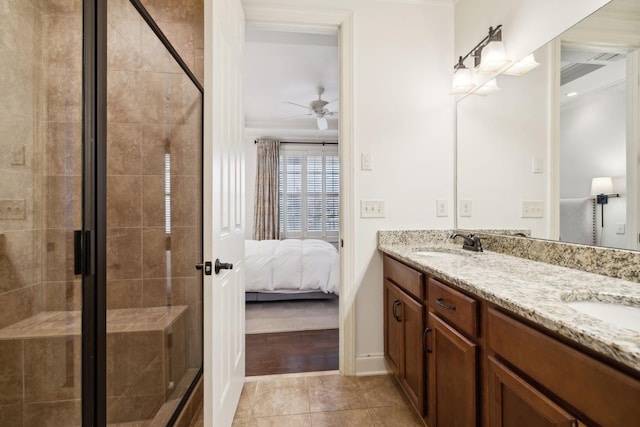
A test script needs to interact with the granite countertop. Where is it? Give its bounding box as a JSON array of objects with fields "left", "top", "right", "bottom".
[{"left": 378, "top": 242, "right": 640, "bottom": 373}]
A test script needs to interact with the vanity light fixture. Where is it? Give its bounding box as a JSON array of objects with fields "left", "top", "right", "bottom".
[
  {"left": 591, "top": 176, "right": 620, "bottom": 227},
  {"left": 451, "top": 25, "right": 509, "bottom": 95},
  {"left": 503, "top": 53, "right": 540, "bottom": 76},
  {"left": 475, "top": 26, "right": 511, "bottom": 73},
  {"left": 474, "top": 78, "right": 500, "bottom": 96},
  {"left": 450, "top": 56, "right": 475, "bottom": 94}
]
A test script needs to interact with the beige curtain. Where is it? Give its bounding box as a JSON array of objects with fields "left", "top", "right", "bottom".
[{"left": 253, "top": 138, "right": 280, "bottom": 240}]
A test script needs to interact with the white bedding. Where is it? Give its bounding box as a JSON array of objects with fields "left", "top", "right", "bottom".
[{"left": 245, "top": 239, "right": 339, "bottom": 295}]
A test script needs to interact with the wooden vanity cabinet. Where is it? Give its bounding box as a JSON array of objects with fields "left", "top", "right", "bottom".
[
  {"left": 427, "top": 277, "right": 479, "bottom": 427},
  {"left": 382, "top": 255, "right": 640, "bottom": 427},
  {"left": 487, "top": 307, "right": 640, "bottom": 427},
  {"left": 383, "top": 255, "right": 427, "bottom": 416}
]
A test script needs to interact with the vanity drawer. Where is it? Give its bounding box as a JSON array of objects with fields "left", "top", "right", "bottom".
[
  {"left": 428, "top": 278, "right": 478, "bottom": 338},
  {"left": 383, "top": 255, "right": 424, "bottom": 300}
]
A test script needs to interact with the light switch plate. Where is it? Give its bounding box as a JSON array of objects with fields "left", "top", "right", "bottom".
[
  {"left": 522, "top": 200, "right": 543, "bottom": 218},
  {"left": 616, "top": 223, "right": 626, "bottom": 235},
  {"left": 361, "top": 153, "right": 372, "bottom": 171},
  {"left": 360, "top": 200, "right": 385, "bottom": 218}
]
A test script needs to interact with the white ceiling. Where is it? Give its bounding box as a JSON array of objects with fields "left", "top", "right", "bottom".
[{"left": 243, "top": 26, "right": 339, "bottom": 137}]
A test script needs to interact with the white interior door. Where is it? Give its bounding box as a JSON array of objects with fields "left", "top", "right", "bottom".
[{"left": 203, "top": 0, "right": 246, "bottom": 425}]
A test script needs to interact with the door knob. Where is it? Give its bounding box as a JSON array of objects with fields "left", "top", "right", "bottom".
[{"left": 215, "top": 259, "right": 233, "bottom": 274}]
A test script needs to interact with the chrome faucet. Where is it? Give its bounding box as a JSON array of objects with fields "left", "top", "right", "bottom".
[{"left": 450, "top": 233, "right": 483, "bottom": 252}]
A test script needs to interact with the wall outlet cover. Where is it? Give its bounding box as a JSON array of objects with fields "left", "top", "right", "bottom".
[{"left": 460, "top": 200, "right": 472, "bottom": 217}]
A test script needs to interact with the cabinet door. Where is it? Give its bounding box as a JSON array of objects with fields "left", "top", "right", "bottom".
[
  {"left": 429, "top": 313, "right": 477, "bottom": 427},
  {"left": 399, "top": 289, "right": 426, "bottom": 416},
  {"left": 488, "top": 356, "right": 578, "bottom": 427},
  {"left": 384, "top": 279, "right": 403, "bottom": 376}
]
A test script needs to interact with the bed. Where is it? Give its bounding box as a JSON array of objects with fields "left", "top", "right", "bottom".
[{"left": 245, "top": 239, "right": 339, "bottom": 301}]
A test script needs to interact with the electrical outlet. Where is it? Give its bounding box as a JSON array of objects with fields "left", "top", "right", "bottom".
[
  {"left": 460, "top": 200, "right": 472, "bottom": 217},
  {"left": 522, "top": 200, "right": 543, "bottom": 218},
  {"left": 360, "top": 200, "right": 385, "bottom": 218},
  {"left": 436, "top": 200, "right": 448, "bottom": 217},
  {"left": 616, "top": 223, "right": 626, "bottom": 235},
  {"left": 532, "top": 157, "right": 543, "bottom": 174}
]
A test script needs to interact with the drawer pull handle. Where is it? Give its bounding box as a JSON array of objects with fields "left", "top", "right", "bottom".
[
  {"left": 392, "top": 300, "right": 402, "bottom": 322},
  {"left": 436, "top": 297, "right": 456, "bottom": 311},
  {"left": 423, "top": 327, "right": 432, "bottom": 353}
]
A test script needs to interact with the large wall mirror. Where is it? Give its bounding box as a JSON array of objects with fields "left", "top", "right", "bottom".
[{"left": 456, "top": 0, "right": 640, "bottom": 251}]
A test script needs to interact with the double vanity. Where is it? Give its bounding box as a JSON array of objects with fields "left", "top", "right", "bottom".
[{"left": 379, "top": 230, "right": 640, "bottom": 426}]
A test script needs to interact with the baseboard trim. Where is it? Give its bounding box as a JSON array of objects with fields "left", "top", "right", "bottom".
[{"left": 355, "top": 353, "right": 389, "bottom": 376}]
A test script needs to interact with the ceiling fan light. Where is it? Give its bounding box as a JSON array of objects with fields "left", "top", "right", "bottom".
[
  {"left": 316, "top": 116, "right": 328, "bottom": 130},
  {"left": 503, "top": 53, "right": 540, "bottom": 76},
  {"left": 476, "top": 41, "right": 511, "bottom": 73}
]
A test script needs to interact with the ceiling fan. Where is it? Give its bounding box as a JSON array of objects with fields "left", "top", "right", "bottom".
[{"left": 285, "top": 87, "right": 337, "bottom": 130}]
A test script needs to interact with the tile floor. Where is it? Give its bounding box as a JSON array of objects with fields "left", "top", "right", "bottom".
[{"left": 189, "top": 372, "right": 424, "bottom": 426}]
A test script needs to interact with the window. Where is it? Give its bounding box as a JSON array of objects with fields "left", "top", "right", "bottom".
[{"left": 279, "top": 144, "right": 339, "bottom": 240}]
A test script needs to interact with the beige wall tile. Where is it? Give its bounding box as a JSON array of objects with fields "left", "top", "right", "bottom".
[
  {"left": 107, "top": 123, "right": 143, "bottom": 175},
  {"left": 1, "top": 230, "right": 43, "bottom": 294},
  {"left": 45, "top": 13, "right": 82, "bottom": 70},
  {"left": 142, "top": 175, "right": 165, "bottom": 227},
  {"left": 141, "top": 123, "right": 170, "bottom": 175},
  {"left": 140, "top": 22, "right": 182, "bottom": 74},
  {"left": 45, "top": 174, "right": 82, "bottom": 229},
  {"left": 107, "top": 175, "right": 142, "bottom": 228},
  {"left": 45, "top": 122, "right": 82, "bottom": 176},
  {"left": 107, "top": 394, "right": 163, "bottom": 424},
  {"left": 45, "top": 0, "right": 82, "bottom": 15},
  {"left": 44, "top": 229, "right": 75, "bottom": 283},
  {"left": 106, "top": 330, "right": 164, "bottom": 397},
  {"left": 0, "top": 402, "right": 23, "bottom": 427},
  {"left": 24, "top": 399, "right": 81, "bottom": 427},
  {"left": 107, "top": 10, "right": 142, "bottom": 72},
  {"left": 42, "top": 280, "right": 82, "bottom": 311},
  {"left": 171, "top": 175, "right": 197, "bottom": 227},
  {"left": 0, "top": 339, "right": 23, "bottom": 406},
  {"left": 23, "top": 336, "right": 81, "bottom": 403},
  {"left": 45, "top": 68, "right": 82, "bottom": 123},
  {"left": 169, "top": 226, "right": 197, "bottom": 278},
  {"left": 107, "top": 70, "right": 142, "bottom": 124},
  {"left": 0, "top": 286, "right": 40, "bottom": 329},
  {"left": 142, "top": 227, "right": 168, "bottom": 279},
  {"left": 107, "top": 279, "right": 143, "bottom": 309},
  {"left": 107, "top": 228, "right": 143, "bottom": 280}
]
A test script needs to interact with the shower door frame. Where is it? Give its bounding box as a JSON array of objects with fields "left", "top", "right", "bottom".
[{"left": 81, "top": 0, "right": 205, "bottom": 425}]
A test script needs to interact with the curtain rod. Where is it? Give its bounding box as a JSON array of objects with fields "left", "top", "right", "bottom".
[{"left": 254, "top": 140, "right": 338, "bottom": 145}]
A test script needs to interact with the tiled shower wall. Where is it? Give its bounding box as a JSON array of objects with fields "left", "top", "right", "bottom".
[
  {"left": 105, "top": 0, "right": 203, "bottom": 370},
  {"left": 0, "top": 0, "right": 84, "bottom": 328}
]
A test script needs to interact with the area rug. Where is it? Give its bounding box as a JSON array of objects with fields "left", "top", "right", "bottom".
[{"left": 245, "top": 299, "right": 339, "bottom": 334}]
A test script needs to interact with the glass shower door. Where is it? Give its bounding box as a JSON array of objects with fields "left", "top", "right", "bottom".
[
  {"left": 104, "top": 0, "right": 203, "bottom": 424},
  {"left": 0, "top": 0, "right": 84, "bottom": 425}
]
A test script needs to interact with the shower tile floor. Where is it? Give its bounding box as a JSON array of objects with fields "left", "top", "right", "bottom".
[{"left": 189, "top": 372, "right": 424, "bottom": 426}]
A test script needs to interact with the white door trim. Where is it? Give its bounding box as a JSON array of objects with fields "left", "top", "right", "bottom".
[{"left": 243, "top": 4, "right": 357, "bottom": 375}]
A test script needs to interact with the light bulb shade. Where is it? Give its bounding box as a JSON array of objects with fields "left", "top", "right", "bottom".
[
  {"left": 450, "top": 67, "right": 474, "bottom": 94},
  {"left": 316, "top": 116, "right": 328, "bottom": 130},
  {"left": 503, "top": 53, "right": 540, "bottom": 76},
  {"left": 476, "top": 41, "right": 511, "bottom": 73},
  {"left": 474, "top": 78, "right": 499, "bottom": 96},
  {"left": 591, "top": 177, "right": 614, "bottom": 195}
]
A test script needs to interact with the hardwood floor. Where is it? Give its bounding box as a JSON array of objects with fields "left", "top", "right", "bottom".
[{"left": 246, "top": 328, "right": 339, "bottom": 376}]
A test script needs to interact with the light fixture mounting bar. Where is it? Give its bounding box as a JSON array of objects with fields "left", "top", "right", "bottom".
[{"left": 452, "top": 24, "right": 503, "bottom": 70}]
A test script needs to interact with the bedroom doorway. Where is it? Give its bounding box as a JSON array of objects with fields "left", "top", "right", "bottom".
[{"left": 243, "top": 25, "right": 341, "bottom": 376}]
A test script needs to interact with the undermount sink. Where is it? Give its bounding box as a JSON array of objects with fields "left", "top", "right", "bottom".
[{"left": 564, "top": 300, "right": 640, "bottom": 333}]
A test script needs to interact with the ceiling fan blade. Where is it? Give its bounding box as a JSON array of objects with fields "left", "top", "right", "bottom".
[
  {"left": 316, "top": 116, "right": 328, "bottom": 130},
  {"left": 284, "top": 101, "right": 311, "bottom": 110}
]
